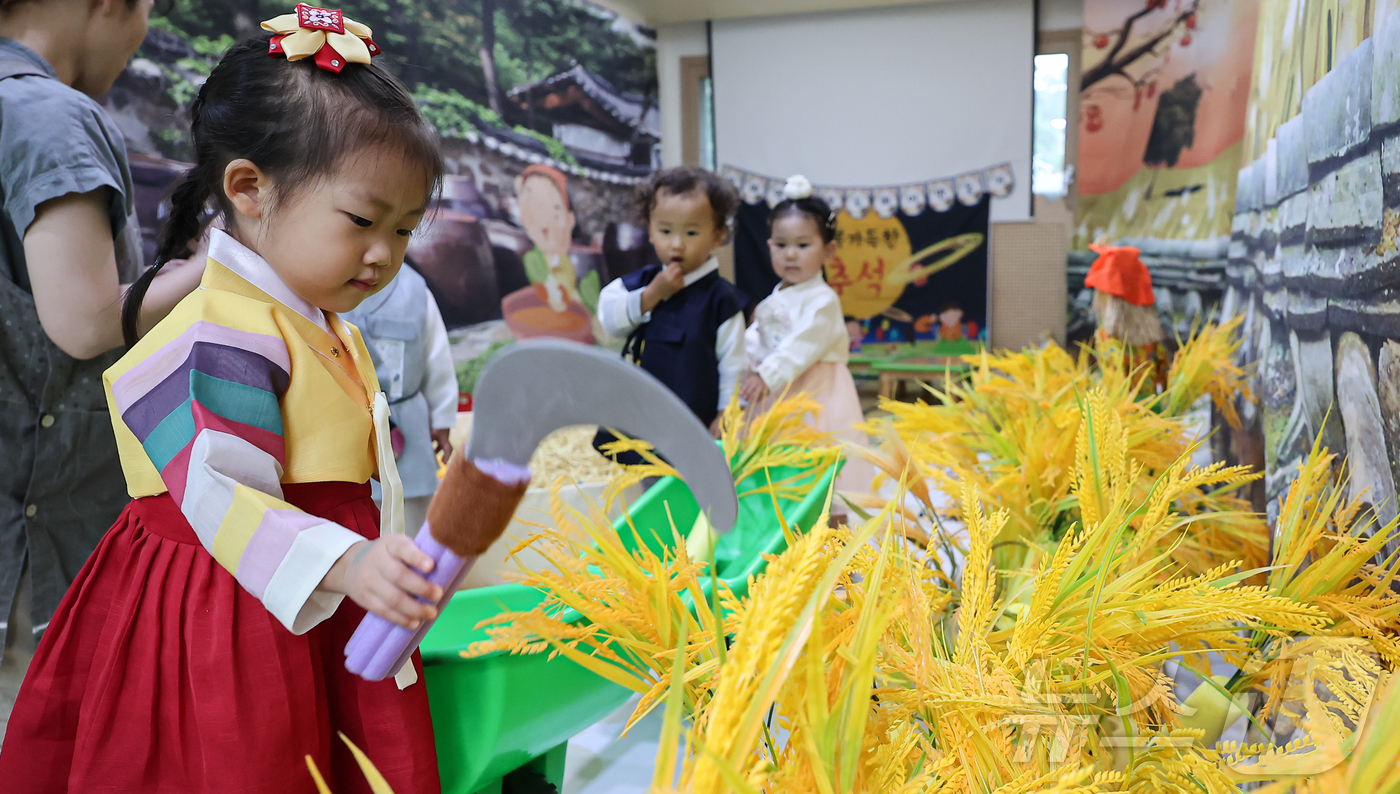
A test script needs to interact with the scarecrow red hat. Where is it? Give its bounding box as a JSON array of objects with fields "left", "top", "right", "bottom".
[{"left": 1085, "top": 243, "right": 1155, "bottom": 307}]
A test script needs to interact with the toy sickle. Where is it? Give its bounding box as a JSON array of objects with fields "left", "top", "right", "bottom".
[{"left": 344, "top": 338, "right": 737, "bottom": 682}]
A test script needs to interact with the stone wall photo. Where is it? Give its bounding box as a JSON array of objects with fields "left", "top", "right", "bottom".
[{"left": 1229, "top": 1, "right": 1400, "bottom": 560}]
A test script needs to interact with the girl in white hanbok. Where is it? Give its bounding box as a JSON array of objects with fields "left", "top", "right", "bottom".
[{"left": 740, "top": 175, "right": 875, "bottom": 519}]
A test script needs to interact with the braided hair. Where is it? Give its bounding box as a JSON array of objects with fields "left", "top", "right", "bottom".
[{"left": 120, "top": 34, "right": 444, "bottom": 346}]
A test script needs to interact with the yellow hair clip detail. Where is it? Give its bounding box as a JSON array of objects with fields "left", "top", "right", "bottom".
[{"left": 261, "top": 3, "right": 379, "bottom": 74}]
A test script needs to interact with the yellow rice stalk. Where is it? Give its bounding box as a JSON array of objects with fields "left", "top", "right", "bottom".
[
  {"left": 987, "top": 407, "right": 1324, "bottom": 743},
  {"left": 468, "top": 486, "right": 733, "bottom": 732},
  {"left": 305, "top": 733, "right": 396, "bottom": 794},
  {"left": 1158, "top": 315, "right": 1252, "bottom": 427},
  {"left": 1186, "top": 433, "right": 1400, "bottom": 731},
  {"left": 596, "top": 433, "right": 684, "bottom": 505},
  {"left": 757, "top": 460, "right": 1308, "bottom": 792},
  {"left": 464, "top": 320, "right": 1400, "bottom": 793},
  {"left": 1344, "top": 672, "right": 1400, "bottom": 794},
  {"left": 1262, "top": 434, "right": 1400, "bottom": 667},
  {"left": 497, "top": 442, "right": 1330, "bottom": 792},
  {"left": 1224, "top": 665, "right": 1395, "bottom": 794},
  {"left": 716, "top": 392, "right": 843, "bottom": 501},
  {"left": 602, "top": 394, "right": 842, "bottom": 507},
  {"left": 681, "top": 521, "right": 879, "bottom": 793},
  {"left": 857, "top": 329, "right": 1268, "bottom": 578},
  {"left": 685, "top": 413, "right": 1340, "bottom": 791}
]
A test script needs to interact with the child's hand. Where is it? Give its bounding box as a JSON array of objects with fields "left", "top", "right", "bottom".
[
  {"left": 708, "top": 415, "right": 723, "bottom": 439},
  {"left": 641, "top": 263, "right": 686, "bottom": 313},
  {"left": 740, "top": 373, "right": 769, "bottom": 405},
  {"left": 323, "top": 537, "right": 444, "bottom": 629},
  {"left": 431, "top": 428, "right": 454, "bottom": 462}
]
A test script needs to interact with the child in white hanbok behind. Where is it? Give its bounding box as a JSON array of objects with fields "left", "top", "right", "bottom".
[{"left": 740, "top": 175, "right": 875, "bottom": 520}]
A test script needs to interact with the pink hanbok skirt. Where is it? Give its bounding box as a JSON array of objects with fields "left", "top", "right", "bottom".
[{"left": 753, "top": 361, "right": 876, "bottom": 517}]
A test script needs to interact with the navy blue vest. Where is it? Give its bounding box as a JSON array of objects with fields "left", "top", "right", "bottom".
[{"left": 594, "top": 265, "right": 746, "bottom": 464}]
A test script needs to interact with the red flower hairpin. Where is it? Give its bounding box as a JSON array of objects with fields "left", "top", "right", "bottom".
[{"left": 261, "top": 3, "right": 380, "bottom": 74}]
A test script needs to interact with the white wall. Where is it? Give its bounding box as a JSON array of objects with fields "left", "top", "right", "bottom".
[
  {"left": 709, "top": 0, "right": 1035, "bottom": 221},
  {"left": 656, "top": 22, "right": 709, "bottom": 168},
  {"left": 1038, "top": 0, "right": 1084, "bottom": 32}
]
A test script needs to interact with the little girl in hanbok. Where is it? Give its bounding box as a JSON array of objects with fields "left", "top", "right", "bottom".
[
  {"left": 0, "top": 13, "right": 448, "bottom": 793},
  {"left": 740, "top": 175, "right": 876, "bottom": 520}
]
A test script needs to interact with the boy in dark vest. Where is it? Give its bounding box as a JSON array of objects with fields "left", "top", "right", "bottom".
[{"left": 594, "top": 167, "right": 747, "bottom": 464}]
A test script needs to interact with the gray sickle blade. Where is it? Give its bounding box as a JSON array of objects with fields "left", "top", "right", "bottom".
[{"left": 466, "top": 339, "right": 738, "bottom": 532}]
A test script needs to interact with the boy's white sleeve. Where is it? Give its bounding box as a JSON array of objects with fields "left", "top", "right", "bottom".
[
  {"left": 597, "top": 277, "right": 648, "bottom": 339},
  {"left": 755, "top": 293, "right": 845, "bottom": 391},
  {"left": 421, "top": 291, "right": 459, "bottom": 430},
  {"left": 716, "top": 312, "right": 746, "bottom": 411}
]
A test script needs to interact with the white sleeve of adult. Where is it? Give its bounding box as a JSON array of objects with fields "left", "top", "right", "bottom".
[
  {"left": 421, "top": 290, "right": 459, "bottom": 430},
  {"left": 716, "top": 312, "right": 746, "bottom": 411},
  {"left": 597, "top": 277, "right": 648, "bottom": 339},
  {"left": 755, "top": 294, "right": 846, "bottom": 391}
]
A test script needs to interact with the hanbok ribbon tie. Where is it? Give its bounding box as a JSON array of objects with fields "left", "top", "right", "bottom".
[{"left": 261, "top": 3, "right": 380, "bottom": 74}]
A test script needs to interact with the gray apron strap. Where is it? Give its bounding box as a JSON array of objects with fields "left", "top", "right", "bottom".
[{"left": 0, "top": 57, "right": 52, "bottom": 294}]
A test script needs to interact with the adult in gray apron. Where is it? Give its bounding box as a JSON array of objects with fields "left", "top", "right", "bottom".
[
  {"left": 342, "top": 264, "right": 452, "bottom": 534},
  {"left": 0, "top": 45, "right": 143, "bottom": 663}
]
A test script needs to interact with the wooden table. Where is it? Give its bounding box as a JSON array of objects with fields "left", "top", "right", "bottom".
[
  {"left": 872, "top": 355, "right": 973, "bottom": 400},
  {"left": 847, "top": 343, "right": 905, "bottom": 377}
]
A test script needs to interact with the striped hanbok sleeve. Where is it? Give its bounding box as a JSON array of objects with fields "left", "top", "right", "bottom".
[{"left": 109, "top": 320, "right": 366, "bottom": 634}]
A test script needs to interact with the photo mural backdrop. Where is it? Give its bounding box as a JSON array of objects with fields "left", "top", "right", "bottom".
[
  {"left": 1069, "top": 0, "right": 1259, "bottom": 344},
  {"left": 723, "top": 165, "right": 1004, "bottom": 345},
  {"left": 102, "top": 0, "right": 659, "bottom": 403},
  {"left": 1228, "top": 0, "right": 1400, "bottom": 556}
]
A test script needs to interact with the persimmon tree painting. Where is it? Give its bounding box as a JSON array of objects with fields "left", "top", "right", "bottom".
[
  {"left": 1072, "top": 0, "right": 1258, "bottom": 251},
  {"left": 1143, "top": 74, "right": 1203, "bottom": 168},
  {"left": 1082, "top": 0, "right": 1202, "bottom": 100}
]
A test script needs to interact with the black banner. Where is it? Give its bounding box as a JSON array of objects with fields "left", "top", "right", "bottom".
[{"left": 733, "top": 197, "right": 990, "bottom": 344}]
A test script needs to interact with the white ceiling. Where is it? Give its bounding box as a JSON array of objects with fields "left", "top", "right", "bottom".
[{"left": 594, "top": 0, "right": 957, "bottom": 27}]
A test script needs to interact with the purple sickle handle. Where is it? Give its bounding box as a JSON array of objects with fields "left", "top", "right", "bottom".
[
  {"left": 343, "top": 529, "right": 472, "bottom": 681},
  {"left": 345, "top": 458, "right": 531, "bottom": 682}
]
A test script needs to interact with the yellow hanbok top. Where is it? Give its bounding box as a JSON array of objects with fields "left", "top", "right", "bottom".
[{"left": 102, "top": 230, "right": 400, "bottom": 633}]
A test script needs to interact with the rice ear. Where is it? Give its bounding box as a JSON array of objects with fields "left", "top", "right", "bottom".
[{"left": 442, "top": 322, "right": 1400, "bottom": 793}]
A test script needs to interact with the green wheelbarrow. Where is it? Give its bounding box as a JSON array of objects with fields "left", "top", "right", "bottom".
[{"left": 418, "top": 459, "right": 839, "bottom": 793}]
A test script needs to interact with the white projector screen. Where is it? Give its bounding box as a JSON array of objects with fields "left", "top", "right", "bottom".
[{"left": 711, "top": 0, "right": 1034, "bottom": 221}]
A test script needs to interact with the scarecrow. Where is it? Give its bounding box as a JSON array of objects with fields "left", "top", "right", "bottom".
[{"left": 1086, "top": 239, "right": 1169, "bottom": 391}]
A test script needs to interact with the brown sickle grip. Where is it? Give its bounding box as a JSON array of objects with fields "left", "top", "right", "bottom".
[{"left": 426, "top": 457, "right": 529, "bottom": 557}]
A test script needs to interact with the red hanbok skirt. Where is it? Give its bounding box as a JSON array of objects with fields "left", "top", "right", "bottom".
[{"left": 0, "top": 481, "right": 441, "bottom": 793}]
